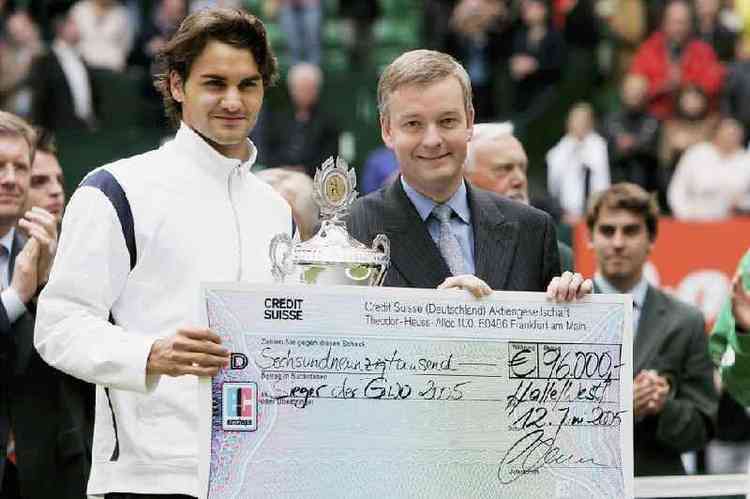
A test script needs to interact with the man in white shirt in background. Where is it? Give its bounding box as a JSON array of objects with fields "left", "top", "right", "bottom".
[
  {"left": 547, "top": 102, "right": 611, "bottom": 223},
  {"left": 30, "top": 4, "right": 97, "bottom": 132}
]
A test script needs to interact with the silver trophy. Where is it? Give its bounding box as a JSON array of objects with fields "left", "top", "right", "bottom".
[{"left": 269, "top": 157, "right": 390, "bottom": 286}]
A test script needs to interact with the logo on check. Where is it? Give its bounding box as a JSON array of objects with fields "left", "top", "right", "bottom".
[{"left": 222, "top": 382, "right": 258, "bottom": 432}]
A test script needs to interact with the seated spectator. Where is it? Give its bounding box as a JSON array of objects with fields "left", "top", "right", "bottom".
[
  {"left": 696, "top": 0, "right": 739, "bottom": 62},
  {"left": 423, "top": 0, "right": 459, "bottom": 50},
  {"left": 129, "top": 0, "right": 186, "bottom": 70},
  {"left": 29, "top": 4, "right": 97, "bottom": 133},
  {"left": 722, "top": 38, "right": 750, "bottom": 142},
  {"left": 360, "top": 145, "right": 398, "bottom": 194},
  {"left": 276, "top": 0, "right": 321, "bottom": 65},
  {"left": 668, "top": 117, "right": 750, "bottom": 221},
  {"left": 71, "top": 0, "right": 134, "bottom": 72},
  {"left": 256, "top": 167, "right": 318, "bottom": 241},
  {"left": 339, "top": 0, "right": 380, "bottom": 69},
  {"left": 0, "top": 10, "right": 43, "bottom": 118},
  {"left": 509, "top": 0, "right": 565, "bottom": 126},
  {"left": 443, "top": 0, "right": 509, "bottom": 121},
  {"left": 254, "top": 63, "right": 339, "bottom": 178},
  {"left": 600, "top": 0, "right": 647, "bottom": 78},
  {"left": 547, "top": 102, "right": 610, "bottom": 223},
  {"left": 659, "top": 85, "right": 718, "bottom": 170},
  {"left": 630, "top": 0, "right": 724, "bottom": 121},
  {"left": 602, "top": 74, "right": 660, "bottom": 192}
]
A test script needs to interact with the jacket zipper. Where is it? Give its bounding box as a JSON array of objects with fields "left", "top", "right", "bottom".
[{"left": 227, "top": 163, "right": 243, "bottom": 281}]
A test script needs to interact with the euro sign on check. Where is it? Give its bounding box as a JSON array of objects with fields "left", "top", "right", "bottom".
[{"left": 199, "top": 283, "right": 634, "bottom": 499}]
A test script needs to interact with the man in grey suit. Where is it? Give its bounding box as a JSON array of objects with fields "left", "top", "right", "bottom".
[
  {"left": 0, "top": 112, "right": 88, "bottom": 498},
  {"left": 587, "top": 182, "right": 717, "bottom": 478},
  {"left": 348, "top": 49, "right": 589, "bottom": 299}
]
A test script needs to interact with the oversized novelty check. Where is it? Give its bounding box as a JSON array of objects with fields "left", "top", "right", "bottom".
[{"left": 199, "top": 283, "right": 633, "bottom": 499}]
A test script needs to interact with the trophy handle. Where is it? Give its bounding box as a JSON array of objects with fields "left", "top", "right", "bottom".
[
  {"left": 269, "top": 233, "right": 294, "bottom": 282},
  {"left": 372, "top": 234, "right": 390, "bottom": 286}
]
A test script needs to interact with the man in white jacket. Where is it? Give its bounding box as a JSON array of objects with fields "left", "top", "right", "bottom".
[{"left": 34, "top": 8, "right": 292, "bottom": 499}]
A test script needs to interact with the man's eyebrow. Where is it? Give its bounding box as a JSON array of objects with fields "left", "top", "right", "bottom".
[{"left": 200, "top": 74, "right": 227, "bottom": 80}]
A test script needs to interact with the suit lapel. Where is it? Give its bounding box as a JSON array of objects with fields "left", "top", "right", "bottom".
[
  {"left": 633, "top": 286, "right": 667, "bottom": 373},
  {"left": 382, "top": 180, "right": 450, "bottom": 288},
  {"left": 469, "top": 186, "right": 518, "bottom": 290}
]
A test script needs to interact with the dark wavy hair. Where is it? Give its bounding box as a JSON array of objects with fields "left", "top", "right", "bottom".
[
  {"left": 586, "top": 183, "right": 661, "bottom": 241},
  {"left": 153, "top": 7, "right": 279, "bottom": 127}
]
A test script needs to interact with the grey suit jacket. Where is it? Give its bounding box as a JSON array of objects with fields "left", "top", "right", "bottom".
[
  {"left": 598, "top": 284, "right": 717, "bottom": 478},
  {"left": 347, "top": 178, "right": 561, "bottom": 291}
]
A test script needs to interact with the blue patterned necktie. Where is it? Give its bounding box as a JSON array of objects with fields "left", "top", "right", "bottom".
[{"left": 432, "top": 204, "right": 467, "bottom": 276}]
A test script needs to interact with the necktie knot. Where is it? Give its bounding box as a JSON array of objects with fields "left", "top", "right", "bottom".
[{"left": 432, "top": 204, "right": 453, "bottom": 223}]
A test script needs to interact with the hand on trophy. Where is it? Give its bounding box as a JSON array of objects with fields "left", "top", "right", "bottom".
[{"left": 438, "top": 275, "right": 493, "bottom": 298}]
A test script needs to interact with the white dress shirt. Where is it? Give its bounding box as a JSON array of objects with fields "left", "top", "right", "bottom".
[
  {"left": 547, "top": 132, "right": 611, "bottom": 217},
  {"left": 52, "top": 40, "right": 94, "bottom": 123},
  {"left": 595, "top": 273, "right": 649, "bottom": 335},
  {"left": 0, "top": 227, "right": 27, "bottom": 324},
  {"left": 668, "top": 142, "right": 750, "bottom": 220}
]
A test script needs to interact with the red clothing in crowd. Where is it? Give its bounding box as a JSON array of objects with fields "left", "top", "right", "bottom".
[{"left": 630, "top": 32, "right": 725, "bottom": 120}]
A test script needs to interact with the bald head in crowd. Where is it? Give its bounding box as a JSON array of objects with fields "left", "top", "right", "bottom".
[
  {"left": 288, "top": 62, "right": 322, "bottom": 114},
  {"left": 465, "top": 122, "right": 529, "bottom": 203}
]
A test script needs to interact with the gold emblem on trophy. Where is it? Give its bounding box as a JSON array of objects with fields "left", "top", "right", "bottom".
[{"left": 269, "top": 157, "right": 390, "bottom": 286}]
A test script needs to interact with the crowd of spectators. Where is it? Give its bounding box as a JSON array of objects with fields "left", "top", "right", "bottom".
[{"left": 2, "top": 0, "right": 749, "bottom": 225}]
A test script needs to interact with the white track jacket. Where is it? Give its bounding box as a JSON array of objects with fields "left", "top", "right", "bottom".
[{"left": 34, "top": 123, "right": 292, "bottom": 496}]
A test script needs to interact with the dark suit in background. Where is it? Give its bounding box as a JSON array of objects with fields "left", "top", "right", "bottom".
[
  {"left": 29, "top": 48, "right": 97, "bottom": 133},
  {"left": 254, "top": 105, "right": 339, "bottom": 178},
  {"left": 347, "top": 178, "right": 560, "bottom": 291},
  {"left": 596, "top": 282, "right": 717, "bottom": 479},
  {"left": 0, "top": 231, "right": 92, "bottom": 499},
  {"left": 632, "top": 285, "right": 716, "bottom": 477}
]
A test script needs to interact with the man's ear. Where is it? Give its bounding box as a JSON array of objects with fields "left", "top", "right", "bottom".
[
  {"left": 169, "top": 70, "right": 185, "bottom": 103},
  {"left": 380, "top": 114, "right": 394, "bottom": 150},
  {"left": 466, "top": 106, "right": 475, "bottom": 142}
]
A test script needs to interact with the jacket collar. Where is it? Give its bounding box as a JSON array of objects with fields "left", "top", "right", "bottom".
[{"left": 173, "top": 122, "right": 258, "bottom": 177}]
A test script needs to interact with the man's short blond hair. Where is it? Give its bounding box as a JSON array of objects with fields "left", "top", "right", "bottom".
[
  {"left": 0, "top": 111, "right": 36, "bottom": 164},
  {"left": 377, "top": 49, "right": 473, "bottom": 121}
]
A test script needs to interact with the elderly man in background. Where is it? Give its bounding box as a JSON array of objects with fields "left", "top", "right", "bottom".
[
  {"left": 465, "top": 122, "right": 575, "bottom": 272},
  {"left": 255, "top": 62, "right": 339, "bottom": 177}
]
